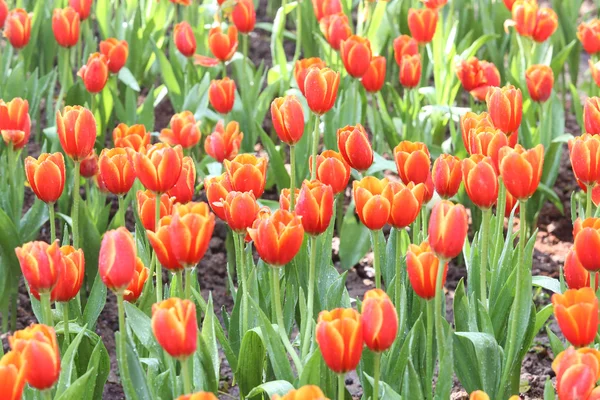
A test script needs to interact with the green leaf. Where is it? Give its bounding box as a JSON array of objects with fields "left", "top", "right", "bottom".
[
  {"left": 532, "top": 276, "right": 561, "bottom": 294},
  {"left": 257, "top": 123, "right": 291, "bottom": 192},
  {"left": 19, "top": 199, "right": 49, "bottom": 243},
  {"left": 118, "top": 67, "right": 141, "bottom": 92},
  {"left": 401, "top": 360, "right": 424, "bottom": 399},
  {"left": 124, "top": 302, "right": 161, "bottom": 355},
  {"left": 247, "top": 381, "right": 295, "bottom": 398},
  {"left": 338, "top": 204, "right": 371, "bottom": 270},
  {"left": 200, "top": 294, "right": 220, "bottom": 392},
  {"left": 116, "top": 331, "right": 152, "bottom": 400},
  {"left": 534, "top": 304, "right": 554, "bottom": 336},
  {"left": 454, "top": 332, "right": 503, "bottom": 398},
  {"left": 236, "top": 330, "right": 266, "bottom": 397},
  {"left": 152, "top": 42, "right": 182, "bottom": 110},
  {"left": 363, "top": 373, "right": 402, "bottom": 400},
  {"left": 55, "top": 327, "right": 88, "bottom": 397},
  {"left": 546, "top": 326, "right": 564, "bottom": 357},
  {"left": 83, "top": 273, "right": 107, "bottom": 331},
  {"left": 55, "top": 369, "right": 94, "bottom": 400},
  {"left": 550, "top": 40, "right": 576, "bottom": 78}
]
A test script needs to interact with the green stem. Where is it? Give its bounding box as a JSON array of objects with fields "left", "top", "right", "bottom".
[
  {"left": 176, "top": 270, "right": 183, "bottom": 295},
  {"left": 181, "top": 357, "right": 192, "bottom": 395},
  {"left": 492, "top": 179, "right": 506, "bottom": 267},
  {"left": 587, "top": 184, "right": 593, "bottom": 218},
  {"left": 394, "top": 229, "right": 403, "bottom": 322},
  {"left": 40, "top": 291, "right": 53, "bottom": 326},
  {"left": 371, "top": 230, "right": 382, "bottom": 289},
  {"left": 293, "top": 0, "right": 302, "bottom": 65},
  {"left": 310, "top": 114, "right": 320, "bottom": 180},
  {"left": 480, "top": 208, "right": 491, "bottom": 309},
  {"left": 412, "top": 213, "right": 420, "bottom": 245},
  {"left": 420, "top": 207, "right": 428, "bottom": 240},
  {"left": 338, "top": 373, "right": 345, "bottom": 400},
  {"left": 222, "top": 62, "right": 227, "bottom": 78},
  {"left": 184, "top": 267, "right": 193, "bottom": 300},
  {"left": 434, "top": 255, "right": 447, "bottom": 386},
  {"left": 42, "top": 390, "right": 53, "bottom": 400},
  {"left": 425, "top": 299, "right": 434, "bottom": 400},
  {"left": 62, "top": 302, "right": 70, "bottom": 347},
  {"left": 155, "top": 193, "right": 163, "bottom": 302},
  {"left": 117, "top": 292, "right": 131, "bottom": 391},
  {"left": 290, "top": 145, "right": 297, "bottom": 211},
  {"left": 48, "top": 202, "right": 56, "bottom": 243},
  {"left": 242, "top": 34, "right": 249, "bottom": 84},
  {"left": 301, "top": 235, "right": 318, "bottom": 359},
  {"left": 335, "top": 193, "right": 344, "bottom": 234},
  {"left": 236, "top": 234, "right": 248, "bottom": 334},
  {"left": 592, "top": 272, "right": 597, "bottom": 292},
  {"left": 7, "top": 144, "right": 17, "bottom": 222},
  {"left": 72, "top": 161, "right": 81, "bottom": 249},
  {"left": 118, "top": 195, "right": 126, "bottom": 227},
  {"left": 372, "top": 351, "right": 381, "bottom": 400}
]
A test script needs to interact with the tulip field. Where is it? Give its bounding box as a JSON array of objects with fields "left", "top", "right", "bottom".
[{"left": 4, "top": 0, "right": 600, "bottom": 399}]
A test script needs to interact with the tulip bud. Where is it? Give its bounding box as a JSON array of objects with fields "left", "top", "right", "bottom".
[
  {"left": 584, "top": 97, "right": 600, "bottom": 135},
  {"left": 3, "top": 9, "right": 31, "bottom": 49},
  {"left": 272, "top": 386, "right": 329, "bottom": 400},
  {"left": 279, "top": 188, "right": 300, "bottom": 211},
  {"left": 224, "top": 154, "right": 268, "bottom": 198},
  {"left": 152, "top": 298, "right": 197, "bottom": 359},
  {"left": 467, "top": 126, "right": 510, "bottom": 170},
  {"left": 393, "top": 35, "right": 419, "bottom": 66},
  {"left": 56, "top": 106, "right": 96, "bottom": 161},
  {"left": 574, "top": 218, "right": 600, "bottom": 272},
  {"left": 525, "top": 64, "right": 554, "bottom": 103},
  {"left": 578, "top": 19, "right": 600, "bottom": 55},
  {"left": 428, "top": 200, "right": 468, "bottom": 260},
  {"left": 167, "top": 156, "right": 196, "bottom": 204},
  {"left": 398, "top": 54, "right": 422, "bottom": 88},
  {"left": 69, "top": 0, "right": 92, "bottom": 20},
  {"left": 312, "top": 0, "right": 342, "bottom": 21},
  {"left": 160, "top": 111, "right": 201, "bottom": 149},
  {"left": 123, "top": 258, "right": 148, "bottom": 303},
  {"left": 50, "top": 245, "right": 85, "bottom": 302},
  {"left": 0, "top": 0, "right": 7, "bottom": 29},
  {"left": 271, "top": 96, "right": 305, "bottom": 145},
  {"left": 385, "top": 181, "right": 425, "bottom": 229},
  {"left": 294, "top": 58, "right": 326, "bottom": 95},
  {"left": 532, "top": 7, "right": 558, "bottom": 43},
  {"left": 99, "top": 227, "right": 137, "bottom": 292},
  {"left": 462, "top": 155, "right": 499, "bottom": 209},
  {"left": 564, "top": 247, "right": 599, "bottom": 290},
  {"left": 78, "top": 151, "right": 98, "bottom": 179},
  {"left": 0, "top": 97, "right": 31, "bottom": 149},
  {"left": 209, "top": 77, "right": 236, "bottom": 114},
  {"left": 232, "top": 0, "right": 256, "bottom": 33},
  {"left": 407, "top": 8, "right": 438, "bottom": 43},
  {"left": 15, "top": 241, "right": 64, "bottom": 296},
  {"left": 421, "top": 0, "right": 447, "bottom": 8},
  {"left": 486, "top": 85, "right": 523, "bottom": 135},
  {"left": 113, "top": 123, "right": 150, "bottom": 151},
  {"left": 456, "top": 57, "right": 501, "bottom": 101},
  {"left": 52, "top": 7, "right": 80, "bottom": 48},
  {"left": 361, "top": 289, "right": 398, "bottom": 352},
  {"left": 552, "top": 288, "right": 598, "bottom": 347},
  {"left": 340, "top": 35, "right": 372, "bottom": 78},
  {"left": 132, "top": 143, "right": 183, "bottom": 193},
  {"left": 471, "top": 61, "right": 501, "bottom": 101},
  {"left": 394, "top": 141, "right": 431, "bottom": 185},
  {"left": 460, "top": 112, "right": 494, "bottom": 153},
  {"left": 498, "top": 144, "right": 544, "bottom": 201},
  {"left": 78, "top": 53, "right": 109, "bottom": 93},
  {"left": 222, "top": 191, "right": 260, "bottom": 234},
  {"left": 204, "top": 120, "right": 243, "bottom": 163},
  {"left": 9, "top": 324, "right": 60, "bottom": 390},
  {"left": 361, "top": 56, "right": 386, "bottom": 93},
  {"left": 177, "top": 393, "right": 219, "bottom": 400},
  {"left": 304, "top": 67, "right": 340, "bottom": 115},
  {"left": 174, "top": 21, "right": 196, "bottom": 57},
  {"left": 552, "top": 347, "right": 600, "bottom": 400},
  {"left": 248, "top": 209, "right": 304, "bottom": 266},
  {"left": 295, "top": 180, "right": 334, "bottom": 235},
  {"left": 310, "top": 150, "right": 351, "bottom": 195},
  {"left": 316, "top": 308, "right": 363, "bottom": 373},
  {"left": 469, "top": 391, "right": 490, "bottom": 400},
  {"left": 98, "top": 148, "right": 136, "bottom": 196},
  {"left": 352, "top": 176, "right": 392, "bottom": 231},
  {"left": 337, "top": 124, "right": 374, "bottom": 171},
  {"left": 204, "top": 173, "right": 232, "bottom": 220},
  {"left": 569, "top": 134, "right": 600, "bottom": 187},
  {"left": 99, "top": 38, "right": 129, "bottom": 73},
  {"left": 169, "top": 202, "right": 215, "bottom": 267},
  {"left": 136, "top": 190, "right": 174, "bottom": 232},
  {"left": 512, "top": 0, "right": 537, "bottom": 37},
  {"left": 406, "top": 241, "right": 448, "bottom": 299},
  {"left": 320, "top": 12, "right": 351, "bottom": 51},
  {"left": 25, "top": 153, "right": 66, "bottom": 204},
  {"left": 147, "top": 216, "right": 184, "bottom": 272},
  {"left": 208, "top": 26, "right": 238, "bottom": 62},
  {"left": 432, "top": 154, "right": 462, "bottom": 199},
  {"left": 0, "top": 351, "right": 26, "bottom": 400}
]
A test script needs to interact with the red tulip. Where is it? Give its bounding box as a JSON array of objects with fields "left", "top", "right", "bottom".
[
  {"left": 15, "top": 240, "right": 64, "bottom": 296},
  {"left": 52, "top": 7, "right": 80, "bottom": 48},
  {"left": 432, "top": 154, "right": 462, "bottom": 199},
  {"left": 9, "top": 325, "right": 60, "bottom": 390},
  {"left": 0, "top": 351, "right": 26, "bottom": 400},
  {"left": 320, "top": 12, "right": 351, "bottom": 51},
  {"left": 132, "top": 143, "right": 183, "bottom": 193},
  {"left": 353, "top": 176, "right": 392, "bottom": 231},
  {"left": 462, "top": 154, "right": 499, "bottom": 209},
  {"left": 136, "top": 190, "right": 174, "bottom": 232},
  {"left": 393, "top": 35, "right": 419, "bottom": 66},
  {"left": 312, "top": 0, "right": 342, "bottom": 22},
  {"left": 152, "top": 298, "right": 197, "bottom": 358},
  {"left": 79, "top": 152, "right": 98, "bottom": 178},
  {"left": 553, "top": 347, "right": 600, "bottom": 400},
  {"left": 498, "top": 144, "right": 544, "bottom": 201},
  {"left": 99, "top": 227, "right": 137, "bottom": 292},
  {"left": 56, "top": 106, "right": 96, "bottom": 161},
  {"left": 511, "top": 0, "right": 537, "bottom": 37},
  {"left": 569, "top": 134, "right": 600, "bottom": 187},
  {"left": 0, "top": 97, "right": 31, "bottom": 150},
  {"left": 310, "top": 150, "right": 351, "bottom": 195},
  {"left": 222, "top": 191, "right": 260, "bottom": 234},
  {"left": 564, "top": 247, "right": 599, "bottom": 290},
  {"left": 209, "top": 77, "right": 236, "bottom": 114},
  {"left": 295, "top": 180, "right": 334, "bottom": 235},
  {"left": 340, "top": 35, "right": 372, "bottom": 78},
  {"left": 406, "top": 241, "right": 448, "bottom": 299},
  {"left": 294, "top": 58, "right": 326, "bottom": 95},
  {"left": 174, "top": 22, "right": 197, "bottom": 57},
  {"left": 123, "top": 258, "right": 149, "bottom": 303},
  {"left": 248, "top": 209, "right": 304, "bottom": 266},
  {"left": 169, "top": 202, "right": 215, "bottom": 267},
  {"left": 361, "top": 289, "right": 398, "bottom": 352},
  {"left": 574, "top": 218, "right": 600, "bottom": 272},
  {"left": 167, "top": 156, "right": 196, "bottom": 204},
  {"left": 99, "top": 38, "right": 129, "bottom": 73},
  {"left": 98, "top": 148, "right": 136, "bottom": 196},
  {"left": 25, "top": 153, "right": 66, "bottom": 204},
  {"left": 232, "top": 0, "right": 256, "bottom": 33},
  {"left": 208, "top": 26, "right": 238, "bottom": 62},
  {"left": 579, "top": 19, "right": 600, "bottom": 55},
  {"left": 271, "top": 96, "right": 305, "bottom": 145},
  {"left": 304, "top": 67, "right": 340, "bottom": 115},
  {"left": 532, "top": 7, "right": 558, "bottom": 43},
  {"left": 361, "top": 56, "right": 386, "bottom": 93},
  {"left": 525, "top": 64, "right": 554, "bottom": 103},
  {"left": 78, "top": 52, "right": 109, "bottom": 93},
  {"left": 584, "top": 97, "right": 600, "bottom": 135},
  {"left": 147, "top": 215, "right": 184, "bottom": 272},
  {"left": 399, "top": 54, "right": 422, "bottom": 88},
  {"left": 160, "top": 111, "right": 201, "bottom": 149},
  {"left": 394, "top": 141, "right": 431, "bottom": 185},
  {"left": 315, "top": 308, "right": 363, "bottom": 373},
  {"left": 3, "top": 9, "right": 31, "bottom": 48},
  {"left": 204, "top": 173, "right": 232, "bottom": 221},
  {"left": 0, "top": 0, "right": 7, "bottom": 29},
  {"left": 223, "top": 154, "right": 268, "bottom": 197},
  {"left": 69, "top": 0, "right": 92, "bottom": 20},
  {"left": 385, "top": 181, "right": 425, "bottom": 229},
  {"left": 552, "top": 288, "right": 598, "bottom": 347},
  {"left": 337, "top": 124, "right": 374, "bottom": 171},
  {"left": 204, "top": 120, "right": 243, "bottom": 163},
  {"left": 428, "top": 200, "right": 469, "bottom": 260},
  {"left": 49, "top": 245, "right": 85, "bottom": 302},
  {"left": 486, "top": 85, "right": 523, "bottom": 136},
  {"left": 407, "top": 8, "right": 438, "bottom": 43},
  {"left": 113, "top": 123, "right": 150, "bottom": 152}
]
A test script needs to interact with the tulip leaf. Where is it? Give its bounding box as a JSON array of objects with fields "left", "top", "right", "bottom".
[
  {"left": 325, "top": 270, "right": 349, "bottom": 310},
  {"left": 338, "top": 210, "right": 372, "bottom": 270},
  {"left": 246, "top": 380, "right": 295, "bottom": 398},
  {"left": 257, "top": 123, "right": 291, "bottom": 193},
  {"left": 55, "top": 326, "right": 88, "bottom": 397},
  {"left": 363, "top": 373, "right": 403, "bottom": 400},
  {"left": 0, "top": 207, "right": 21, "bottom": 302},
  {"left": 454, "top": 332, "right": 503, "bottom": 398},
  {"left": 401, "top": 359, "right": 424, "bottom": 400},
  {"left": 435, "top": 319, "right": 454, "bottom": 400},
  {"left": 236, "top": 330, "right": 266, "bottom": 397},
  {"left": 83, "top": 273, "right": 107, "bottom": 331},
  {"left": 546, "top": 326, "right": 564, "bottom": 358},
  {"left": 534, "top": 304, "right": 554, "bottom": 337},
  {"left": 201, "top": 294, "right": 220, "bottom": 391},
  {"left": 124, "top": 302, "right": 162, "bottom": 356},
  {"left": 83, "top": 338, "right": 111, "bottom": 400},
  {"left": 116, "top": 331, "right": 152, "bottom": 400},
  {"left": 54, "top": 368, "right": 94, "bottom": 400},
  {"left": 118, "top": 67, "right": 141, "bottom": 92},
  {"left": 19, "top": 199, "right": 49, "bottom": 243},
  {"left": 152, "top": 41, "right": 182, "bottom": 111},
  {"left": 550, "top": 40, "right": 576, "bottom": 79},
  {"left": 532, "top": 276, "right": 562, "bottom": 295}
]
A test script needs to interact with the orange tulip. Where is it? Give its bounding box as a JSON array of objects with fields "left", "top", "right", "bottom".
[
  {"left": 552, "top": 288, "right": 598, "bottom": 347},
  {"left": 337, "top": 124, "right": 374, "bottom": 171},
  {"left": 294, "top": 58, "right": 326, "bottom": 95},
  {"left": 160, "top": 111, "right": 201, "bottom": 149},
  {"left": 295, "top": 180, "right": 334, "bottom": 235},
  {"left": 421, "top": 0, "right": 447, "bottom": 8},
  {"left": 432, "top": 154, "right": 462, "bottom": 199},
  {"left": 393, "top": 35, "right": 419, "bottom": 66},
  {"left": 69, "top": 0, "right": 92, "bottom": 20},
  {"left": 24, "top": 153, "right": 66, "bottom": 203},
  {"left": 569, "top": 134, "right": 600, "bottom": 187},
  {"left": 3, "top": 9, "right": 31, "bottom": 48},
  {"left": 209, "top": 77, "right": 236, "bottom": 114},
  {"left": 394, "top": 141, "right": 431, "bottom": 185},
  {"left": 79, "top": 151, "right": 98, "bottom": 178},
  {"left": 56, "top": 106, "right": 96, "bottom": 161},
  {"left": 407, "top": 8, "right": 438, "bottom": 43},
  {"left": 525, "top": 64, "right": 553, "bottom": 103},
  {"left": 564, "top": 247, "right": 599, "bottom": 290},
  {"left": 49, "top": 245, "right": 85, "bottom": 302},
  {"left": 320, "top": 12, "right": 351, "bottom": 51},
  {"left": 0, "top": 97, "right": 31, "bottom": 149},
  {"left": 361, "top": 56, "right": 386, "bottom": 93},
  {"left": 532, "top": 7, "right": 558, "bottom": 43},
  {"left": 462, "top": 155, "right": 499, "bottom": 209},
  {"left": 574, "top": 218, "right": 600, "bottom": 272},
  {"left": 312, "top": 0, "right": 342, "bottom": 21},
  {"left": 52, "top": 7, "right": 80, "bottom": 48},
  {"left": 123, "top": 258, "right": 148, "bottom": 303},
  {"left": 361, "top": 289, "right": 397, "bottom": 352},
  {"left": 422, "top": 172, "right": 435, "bottom": 204},
  {"left": 98, "top": 148, "right": 136, "bottom": 196},
  {"left": 469, "top": 391, "right": 490, "bottom": 400},
  {"left": 584, "top": 97, "right": 600, "bottom": 135},
  {"left": 204, "top": 120, "right": 242, "bottom": 162},
  {"left": 460, "top": 111, "right": 494, "bottom": 153},
  {"left": 271, "top": 96, "right": 305, "bottom": 145},
  {"left": 174, "top": 21, "right": 197, "bottom": 57},
  {"left": 279, "top": 187, "right": 300, "bottom": 211},
  {"left": 0, "top": 0, "right": 7, "bottom": 30},
  {"left": 315, "top": 308, "right": 363, "bottom": 373},
  {"left": 428, "top": 200, "right": 468, "bottom": 260},
  {"left": 99, "top": 227, "right": 137, "bottom": 292},
  {"left": 223, "top": 154, "right": 268, "bottom": 197},
  {"left": 399, "top": 54, "right": 422, "bottom": 88},
  {"left": 222, "top": 191, "right": 260, "bottom": 233},
  {"left": 406, "top": 241, "right": 448, "bottom": 299},
  {"left": 147, "top": 215, "right": 184, "bottom": 272},
  {"left": 592, "top": 60, "right": 600, "bottom": 90},
  {"left": 169, "top": 0, "right": 192, "bottom": 4},
  {"left": 232, "top": 0, "right": 256, "bottom": 33},
  {"left": 579, "top": 19, "right": 600, "bottom": 55},
  {"left": 169, "top": 202, "right": 215, "bottom": 267},
  {"left": 99, "top": 38, "right": 129, "bottom": 73},
  {"left": 15, "top": 240, "right": 63, "bottom": 296},
  {"left": 503, "top": 0, "right": 517, "bottom": 10},
  {"left": 304, "top": 67, "right": 340, "bottom": 115},
  {"left": 466, "top": 126, "right": 510, "bottom": 170},
  {"left": 9, "top": 324, "right": 60, "bottom": 390},
  {"left": 248, "top": 209, "right": 304, "bottom": 266},
  {"left": 511, "top": 0, "right": 537, "bottom": 37},
  {"left": 553, "top": 347, "right": 600, "bottom": 400},
  {"left": 340, "top": 35, "right": 372, "bottom": 78},
  {"left": 310, "top": 150, "right": 351, "bottom": 195},
  {"left": 471, "top": 61, "right": 501, "bottom": 101},
  {"left": 498, "top": 144, "right": 544, "bottom": 201},
  {"left": 353, "top": 176, "right": 392, "bottom": 231},
  {"left": 456, "top": 58, "right": 501, "bottom": 101},
  {"left": 132, "top": 143, "right": 183, "bottom": 193},
  {"left": 177, "top": 392, "right": 219, "bottom": 400},
  {"left": 0, "top": 351, "right": 26, "bottom": 400},
  {"left": 136, "top": 190, "right": 174, "bottom": 232},
  {"left": 113, "top": 123, "right": 150, "bottom": 151},
  {"left": 504, "top": 190, "right": 519, "bottom": 217},
  {"left": 208, "top": 26, "right": 238, "bottom": 62},
  {"left": 78, "top": 52, "right": 109, "bottom": 93},
  {"left": 204, "top": 173, "right": 232, "bottom": 220},
  {"left": 385, "top": 181, "right": 425, "bottom": 229},
  {"left": 486, "top": 85, "right": 523, "bottom": 135},
  {"left": 272, "top": 385, "right": 329, "bottom": 400},
  {"left": 167, "top": 156, "right": 196, "bottom": 204},
  {"left": 152, "top": 298, "right": 197, "bottom": 358}
]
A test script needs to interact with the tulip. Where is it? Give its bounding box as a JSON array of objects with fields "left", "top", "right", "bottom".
[
  {"left": 552, "top": 288, "right": 598, "bottom": 347},
  {"left": 169, "top": 202, "right": 215, "bottom": 267},
  {"left": 466, "top": 126, "right": 510, "bottom": 170},
  {"left": 421, "top": 0, "right": 447, "bottom": 7},
  {"left": 132, "top": 143, "right": 183, "bottom": 193},
  {"left": 222, "top": 191, "right": 260, "bottom": 233},
  {"left": 0, "top": 97, "right": 31, "bottom": 149},
  {"left": 232, "top": 0, "right": 256, "bottom": 33},
  {"left": 361, "top": 56, "right": 386, "bottom": 93},
  {"left": 385, "top": 181, "right": 425, "bottom": 229},
  {"left": 407, "top": 8, "right": 438, "bottom": 43},
  {"left": 204, "top": 120, "right": 243, "bottom": 162},
  {"left": 361, "top": 289, "right": 397, "bottom": 352},
  {"left": 15, "top": 240, "right": 63, "bottom": 297},
  {"left": 79, "top": 152, "right": 98, "bottom": 178},
  {"left": 460, "top": 111, "right": 494, "bottom": 153},
  {"left": 423, "top": 172, "right": 435, "bottom": 204},
  {"left": 123, "top": 258, "right": 148, "bottom": 303},
  {"left": 78, "top": 53, "right": 109, "bottom": 93},
  {"left": 353, "top": 177, "right": 392, "bottom": 231},
  {"left": 455, "top": 58, "right": 501, "bottom": 101},
  {"left": 3, "top": 9, "right": 31, "bottom": 48},
  {"left": 113, "top": 123, "right": 150, "bottom": 151},
  {"left": 504, "top": 190, "right": 519, "bottom": 217},
  {"left": 25, "top": 153, "right": 66, "bottom": 204},
  {"left": 428, "top": 200, "right": 468, "bottom": 260},
  {"left": 399, "top": 54, "right": 422, "bottom": 88},
  {"left": 574, "top": 218, "right": 600, "bottom": 272},
  {"left": 511, "top": 0, "right": 537, "bottom": 37},
  {"left": 137, "top": 190, "right": 174, "bottom": 232},
  {"left": 316, "top": 308, "right": 363, "bottom": 373},
  {"left": 295, "top": 180, "right": 334, "bottom": 235},
  {"left": 340, "top": 35, "right": 372, "bottom": 78},
  {"left": 579, "top": 19, "right": 600, "bottom": 55},
  {"left": 50, "top": 246, "right": 85, "bottom": 302},
  {"left": 486, "top": 85, "right": 523, "bottom": 135},
  {"left": 223, "top": 154, "right": 268, "bottom": 197},
  {"left": 532, "top": 7, "right": 558, "bottom": 43},
  {"left": 56, "top": 106, "right": 96, "bottom": 161},
  {"left": 310, "top": 150, "right": 351, "bottom": 195},
  {"left": 167, "top": 156, "right": 196, "bottom": 204},
  {"left": 271, "top": 96, "right": 305, "bottom": 145},
  {"left": 564, "top": 247, "right": 599, "bottom": 290},
  {"left": 204, "top": 173, "right": 232, "bottom": 220},
  {"left": 152, "top": 298, "right": 197, "bottom": 358},
  {"left": 584, "top": 97, "right": 600, "bottom": 135},
  {"left": 0, "top": 351, "right": 26, "bottom": 400},
  {"left": 98, "top": 148, "right": 136, "bottom": 196},
  {"left": 394, "top": 141, "right": 431, "bottom": 185},
  {"left": 320, "top": 12, "right": 351, "bottom": 51},
  {"left": 462, "top": 155, "right": 499, "bottom": 209},
  {"left": 248, "top": 209, "right": 304, "bottom": 266},
  {"left": 174, "top": 21, "right": 196, "bottom": 57},
  {"left": 99, "top": 227, "right": 137, "bottom": 292},
  {"left": 406, "top": 241, "right": 448, "bottom": 299},
  {"left": 52, "top": 7, "right": 80, "bottom": 48},
  {"left": 525, "top": 65, "right": 553, "bottom": 103},
  {"left": 469, "top": 391, "right": 490, "bottom": 400},
  {"left": 69, "top": 0, "right": 92, "bottom": 20},
  {"left": 304, "top": 67, "right": 340, "bottom": 115},
  {"left": 279, "top": 188, "right": 300, "bottom": 211},
  {"left": 170, "top": 0, "right": 192, "bottom": 4},
  {"left": 432, "top": 154, "right": 462, "bottom": 199},
  {"left": 592, "top": 60, "right": 600, "bottom": 90},
  {"left": 177, "top": 393, "right": 219, "bottom": 400},
  {"left": 99, "top": 38, "right": 129, "bottom": 73},
  {"left": 272, "top": 386, "right": 329, "bottom": 400},
  {"left": 498, "top": 144, "right": 544, "bottom": 201},
  {"left": 569, "top": 134, "right": 600, "bottom": 187},
  {"left": 503, "top": 0, "right": 517, "bottom": 10},
  {"left": 0, "top": 0, "right": 7, "bottom": 29},
  {"left": 393, "top": 35, "right": 419, "bottom": 66},
  {"left": 208, "top": 26, "right": 238, "bottom": 62},
  {"left": 160, "top": 111, "right": 201, "bottom": 149},
  {"left": 337, "top": 124, "right": 374, "bottom": 171},
  {"left": 208, "top": 77, "right": 236, "bottom": 114},
  {"left": 9, "top": 325, "right": 60, "bottom": 390},
  {"left": 471, "top": 61, "right": 501, "bottom": 101},
  {"left": 553, "top": 347, "right": 600, "bottom": 400},
  {"left": 294, "top": 58, "right": 326, "bottom": 95},
  {"left": 148, "top": 216, "right": 184, "bottom": 272},
  {"left": 312, "top": 0, "right": 342, "bottom": 21}
]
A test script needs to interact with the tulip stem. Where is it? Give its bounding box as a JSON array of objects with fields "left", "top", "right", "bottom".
[
  {"left": 310, "top": 114, "right": 320, "bottom": 180},
  {"left": 184, "top": 267, "right": 193, "bottom": 300},
  {"left": 338, "top": 373, "right": 345, "bottom": 400},
  {"left": 372, "top": 351, "right": 381, "bottom": 400},
  {"left": 72, "top": 161, "right": 81, "bottom": 249},
  {"left": 7, "top": 144, "right": 18, "bottom": 222},
  {"left": 301, "top": 235, "right": 318, "bottom": 359},
  {"left": 592, "top": 273, "right": 597, "bottom": 293},
  {"left": 235, "top": 234, "right": 249, "bottom": 335},
  {"left": 176, "top": 270, "right": 183, "bottom": 295},
  {"left": 492, "top": 179, "right": 506, "bottom": 268},
  {"left": 425, "top": 299, "right": 434, "bottom": 400},
  {"left": 587, "top": 184, "right": 593, "bottom": 218},
  {"left": 62, "top": 302, "right": 70, "bottom": 347},
  {"left": 480, "top": 208, "right": 492, "bottom": 309},
  {"left": 118, "top": 195, "right": 126, "bottom": 227},
  {"left": 155, "top": 193, "right": 163, "bottom": 303},
  {"left": 48, "top": 202, "right": 56, "bottom": 243},
  {"left": 117, "top": 292, "right": 131, "bottom": 392},
  {"left": 394, "top": 229, "right": 403, "bottom": 322},
  {"left": 270, "top": 267, "right": 303, "bottom": 375},
  {"left": 40, "top": 291, "right": 53, "bottom": 326},
  {"left": 180, "top": 358, "right": 192, "bottom": 395},
  {"left": 290, "top": 145, "right": 297, "bottom": 211},
  {"left": 42, "top": 390, "right": 53, "bottom": 400},
  {"left": 434, "top": 255, "right": 447, "bottom": 390},
  {"left": 370, "top": 230, "right": 382, "bottom": 289},
  {"left": 293, "top": 0, "right": 302, "bottom": 65}
]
